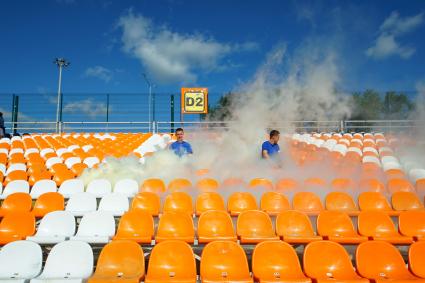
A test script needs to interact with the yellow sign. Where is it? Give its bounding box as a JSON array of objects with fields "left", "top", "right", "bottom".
[{"left": 181, "top": 88, "right": 208, "bottom": 114}]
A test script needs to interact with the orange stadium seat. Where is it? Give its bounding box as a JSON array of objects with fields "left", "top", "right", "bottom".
[
  {"left": 252, "top": 241, "right": 311, "bottom": 283},
  {"left": 140, "top": 178, "right": 166, "bottom": 193},
  {"left": 88, "top": 240, "right": 145, "bottom": 283},
  {"left": 31, "top": 192, "right": 64, "bottom": 218},
  {"left": 168, "top": 178, "right": 192, "bottom": 192},
  {"left": 4, "top": 170, "right": 27, "bottom": 185},
  {"left": 275, "top": 178, "right": 299, "bottom": 192},
  {"left": 198, "top": 210, "right": 237, "bottom": 243},
  {"left": 237, "top": 210, "right": 278, "bottom": 243},
  {"left": 304, "top": 241, "right": 368, "bottom": 283},
  {"left": 227, "top": 192, "right": 258, "bottom": 216},
  {"left": 222, "top": 178, "right": 246, "bottom": 188},
  {"left": 358, "top": 211, "right": 412, "bottom": 244},
  {"left": 145, "top": 240, "right": 196, "bottom": 283},
  {"left": 331, "top": 178, "right": 356, "bottom": 191},
  {"left": 409, "top": 241, "right": 425, "bottom": 279},
  {"left": 0, "top": 192, "right": 32, "bottom": 217},
  {"left": 113, "top": 210, "right": 154, "bottom": 244},
  {"left": 304, "top": 177, "right": 327, "bottom": 190},
  {"left": 0, "top": 212, "right": 35, "bottom": 244},
  {"left": 260, "top": 191, "right": 290, "bottom": 215},
  {"left": 391, "top": 191, "right": 424, "bottom": 211},
  {"left": 399, "top": 211, "right": 425, "bottom": 240},
  {"left": 196, "top": 178, "right": 219, "bottom": 192},
  {"left": 293, "top": 192, "right": 324, "bottom": 215},
  {"left": 155, "top": 212, "right": 194, "bottom": 243},
  {"left": 200, "top": 241, "right": 252, "bottom": 283},
  {"left": 276, "top": 211, "right": 321, "bottom": 244},
  {"left": 317, "top": 211, "right": 367, "bottom": 244},
  {"left": 163, "top": 192, "right": 193, "bottom": 215},
  {"left": 356, "top": 241, "right": 422, "bottom": 283},
  {"left": 359, "top": 178, "right": 385, "bottom": 193},
  {"left": 358, "top": 192, "right": 399, "bottom": 216},
  {"left": 387, "top": 178, "right": 414, "bottom": 194},
  {"left": 249, "top": 178, "right": 274, "bottom": 190},
  {"left": 325, "top": 192, "right": 360, "bottom": 216},
  {"left": 131, "top": 192, "right": 161, "bottom": 216},
  {"left": 195, "top": 192, "right": 225, "bottom": 216}
]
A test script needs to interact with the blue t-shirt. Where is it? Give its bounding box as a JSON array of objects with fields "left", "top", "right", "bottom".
[
  {"left": 170, "top": 141, "right": 193, "bottom": 157},
  {"left": 261, "top": 141, "right": 280, "bottom": 157}
]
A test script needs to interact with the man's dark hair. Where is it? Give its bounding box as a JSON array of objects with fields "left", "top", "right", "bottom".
[
  {"left": 0, "top": 112, "right": 3, "bottom": 116},
  {"left": 175, "top": 128, "right": 184, "bottom": 133},
  {"left": 270, "top": 130, "right": 280, "bottom": 138}
]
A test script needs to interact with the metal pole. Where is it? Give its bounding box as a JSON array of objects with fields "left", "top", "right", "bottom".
[
  {"left": 56, "top": 65, "right": 63, "bottom": 133},
  {"left": 12, "top": 95, "right": 19, "bottom": 135},
  {"left": 149, "top": 84, "right": 152, "bottom": 132},
  {"left": 170, "top": 94, "right": 175, "bottom": 133},
  {"left": 106, "top": 93, "right": 110, "bottom": 132}
]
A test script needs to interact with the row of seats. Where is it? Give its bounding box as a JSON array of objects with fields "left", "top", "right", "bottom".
[
  {"left": 2, "top": 208, "right": 425, "bottom": 245},
  {"left": 2, "top": 239, "right": 425, "bottom": 282}
]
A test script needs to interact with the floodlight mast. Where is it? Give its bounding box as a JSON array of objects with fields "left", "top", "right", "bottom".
[{"left": 54, "top": 58, "right": 70, "bottom": 133}]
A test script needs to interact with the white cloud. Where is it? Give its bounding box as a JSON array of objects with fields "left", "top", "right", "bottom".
[
  {"left": 117, "top": 10, "right": 257, "bottom": 84},
  {"left": 84, "top": 66, "right": 113, "bottom": 82},
  {"left": 366, "top": 11, "right": 424, "bottom": 60},
  {"left": 63, "top": 99, "right": 108, "bottom": 118}
]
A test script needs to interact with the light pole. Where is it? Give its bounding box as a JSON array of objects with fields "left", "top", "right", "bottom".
[
  {"left": 143, "top": 74, "right": 154, "bottom": 132},
  {"left": 54, "top": 58, "right": 70, "bottom": 133}
]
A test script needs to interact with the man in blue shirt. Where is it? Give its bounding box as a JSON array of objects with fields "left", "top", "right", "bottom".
[
  {"left": 169, "top": 128, "right": 193, "bottom": 157},
  {"left": 261, "top": 130, "right": 280, "bottom": 159}
]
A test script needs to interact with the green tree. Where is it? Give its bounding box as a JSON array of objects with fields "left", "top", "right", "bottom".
[
  {"left": 383, "top": 91, "right": 413, "bottom": 119},
  {"left": 350, "top": 89, "right": 383, "bottom": 120}
]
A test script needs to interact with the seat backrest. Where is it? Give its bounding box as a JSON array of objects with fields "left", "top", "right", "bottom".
[
  {"left": 317, "top": 211, "right": 357, "bottom": 237},
  {"left": 249, "top": 178, "right": 274, "bottom": 190},
  {"left": 260, "top": 192, "right": 290, "bottom": 214},
  {"left": 227, "top": 192, "right": 257, "bottom": 214},
  {"left": 356, "top": 241, "right": 413, "bottom": 279},
  {"left": 114, "top": 179, "right": 138, "bottom": 196},
  {"left": 275, "top": 178, "right": 299, "bottom": 192},
  {"left": 293, "top": 192, "right": 323, "bottom": 212},
  {"left": 146, "top": 240, "right": 196, "bottom": 281},
  {"left": 358, "top": 211, "right": 398, "bottom": 237},
  {"left": 168, "top": 178, "right": 192, "bottom": 192},
  {"left": 387, "top": 178, "right": 414, "bottom": 193},
  {"left": 94, "top": 240, "right": 144, "bottom": 278},
  {"left": 3, "top": 180, "right": 29, "bottom": 196},
  {"left": 252, "top": 241, "right": 305, "bottom": 281},
  {"left": 34, "top": 211, "right": 75, "bottom": 237},
  {"left": 98, "top": 193, "right": 129, "bottom": 213},
  {"left": 140, "top": 178, "right": 166, "bottom": 193},
  {"left": 237, "top": 210, "right": 275, "bottom": 237},
  {"left": 304, "top": 177, "right": 327, "bottom": 190},
  {"left": 391, "top": 191, "right": 423, "bottom": 211},
  {"left": 30, "top": 180, "right": 57, "bottom": 198},
  {"left": 409, "top": 241, "right": 425, "bottom": 278},
  {"left": 304, "top": 241, "right": 359, "bottom": 279},
  {"left": 163, "top": 192, "right": 193, "bottom": 214},
  {"left": 0, "top": 212, "right": 35, "bottom": 239},
  {"left": 131, "top": 192, "right": 160, "bottom": 215},
  {"left": 358, "top": 192, "right": 392, "bottom": 211},
  {"left": 32, "top": 192, "right": 65, "bottom": 217},
  {"left": 76, "top": 211, "right": 115, "bottom": 237},
  {"left": 399, "top": 211, "right": 425, "bottom": 238},
  {"left": 196, "top": 192, "right": 225, "bottom": 215},
  {"left": 198, "top": 210, "right": 235, "bottom": 240},
  {"left": 222, "top": 178, "right": 246, "bottom": 189},
  {"left": 196, "top": 178, "right": 219, "bottom": 192},
  {"left": 41, "top": 241, "right": 93, "bottom": 278},
  {"left": 86, "top": 178, "right": 112, "bottom": 196},
  {"left": 156, "top": 211, "right": 194, "bottom": 240},
  {"left": 331, "top": 178, "right": 355, "bottom": 191},
  {"left": 58, "top": 179, "right": 84, "bottom": 196},
  {"left": 276, "top": 210, "right": 316, "bottom": 237},
  {"left": 116, "top": 210, "right": 154, "bottom": 240},
  {"left": 201, "top": 241, "right": 251, "bottom": 281},
  {"left": 325, "top": 192, "right": 358, "bottom": 212},
  {"left": 0, "top": 240, "right": 42, "bottom": 279},
  {"left": 0, "top": 192, "right": 32, "bottom": 214},
  {"left": 65, "top": 192, "right": 97, "bottom": 214}
]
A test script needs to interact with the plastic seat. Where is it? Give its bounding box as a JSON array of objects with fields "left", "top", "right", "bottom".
[
  {"left": 113, "top": 210, "right": 154, "bottom": 244},
  {"left": 30, "top": 241, "right": 93, "bottom": 283},
  {"left": 58, "top": 179, "right": 85, "bottom": 198},
  {"left": 409, "top": 241, "right": 425, "bottom": 278},
  {"left": 195, "top": 192, "right": 225, "bottom": 215},
  {"left": 358, "top": 192, "right": 399, "bottom": 216},
  {"left": 356, "top": 241, "right": 423, "bottom": 283},
  {"left": 196, "top": 178, "right": 219, "bottom": 192},
  {"left": 0, "top": 192, "right": 32, "bottom": 217},
  {"left": 26, "top": 211, "right": 75, "bottom": 244},
  {"left": 359, "top": 178, "right": 385, "bottom": 193},
  {"left": 304, "top": 178, "right": 326, "bottom": 190},
  {"left": 168, "top": 178, "right": 192, "bottom": 192},
  {"left": 276, "top": 178, "right": 299, "bottom": 192},
  {"left": 304, "top": 241, "right": 368, "bottom": 283},
  {"left": 156, "top": 212, "right": 194, "bottom": 243},
  {"left": 227, "top": 192, "right": 258, "bottom": 216},
  {"left": 317, "top": 211, "right": 367, "bottom": 244},
  {"left": 260, "top": 192, "right": 290, "bottom": 215},
  {"left": 114, "top": 179, "right": 138, "bottom": 197},
  {"left": 276, "top": 210, "right": 321, "bottom": 243},
  {"left": 252, "top": 240, "right": 311, "bottom": 283},
  {"left": 222, "top": 177, "right": 246, "bottom": 189},
  {"left": 293, "top": 192, "right": 324, "bottom": 215},
  {"left": 0, "top": 240, "right": 42, "bottom": 282},
  {"left": 1, "top": 180, "right": 29, "bottom": 198},
  {"left": 70, "top": 211, "right": 115, "bottom": 243},
  {"left": 30, "top": 179, "right": 57, "bottom": 199},
  {"left": 32, "top": 192, "right": 65, "bottom": 218},
  {"left": 163, "top": 192, "right": 193, "bottom": 215},
  {"left": 198, "top": 210, "right": 237, "bottom": 243},
  {"left": 88, "top": 240, "right": 145, "bottom": 283},
  {"left": 200, "top": 241, "right": 253, "bottom": 283},
  {"left": 325, "top": 192, "right": 360, "bottom": 216},
  {"left": 145, "top": 240, "right": 196, "bottom": 283},
  {"left": 86, "top": 179, "right": 112, "bottom": 198},
  {"left": 331, "top": 178, "right": 356, "bottom": 191},
  {"left": 391, "top": 192, "right": 424, "bottom": 211},
  {"left": 237, "top": 210, "right": 279, "bottom": 243},
  {"left": 358, "top": 211, "right": 413, "bottom": 244},
  {"left": 387, "top": 178, "right": 414, "bottom": 194},
  {"left": 98, "top": 193, "right": 129, "bottom": 216},
  {"left": 249, "top": 178, "right": 274, "bottom": 190},
  {"left": 131, "top": 192, "right": 160, "bottom": 216},
  {"left": 65, "top": 192, "right": 97, "bottom": 216},
  {"left": 140, "top": 178, "right": 166, "bottom": 193},
  {"left": 399, "top": 211, "right": 425, "bottom": 240},
  {"left": 0, "top": 212, "right": 36, "bottom": 244}
]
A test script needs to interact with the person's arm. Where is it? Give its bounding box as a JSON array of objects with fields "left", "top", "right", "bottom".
[
  {"left": 262, "top": 149, "right": 270, "bottom": 159},
  {"left": 187, "top": 143, "right": 193, "bottom": 155}
]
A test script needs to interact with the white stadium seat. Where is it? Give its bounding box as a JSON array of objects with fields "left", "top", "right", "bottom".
[
  {"left": 27, "top": 211, "right": 76, "bottom": 244},
  {"left": 65, "top": 193, "right": 97, "bottom": 217},
  {"left": 30, "top": 180, "right": 57, "bottom": 199},
  {"left": 45, "top": 157, "right": 62, "bottom": 169},
  {"left": 113, "top": 178, "right": 138, "bottom": 197},
  {"left": 83, "top": 157, "right": 99, "bottom": 168},
  {"left": 1, "top": 180, "right": 30, "bottom": 199},
  {"left": 70, "top": 211, "right": 115, "bottom": 244},
  {"left": 86, "top": 179, "right": 112, "bottom": 197},
  {"left": 64, "top": 157, "right": 81, "bottom": 169},
  {"left": 6, "top": 163, "right": 26, "bottom": 175},
  {"left": 59, "top": 179, "right": 85, "bottom": 198},
  {"left": 98, "top": 193, "right": 129, "bottom": 216}
]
